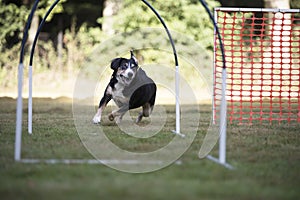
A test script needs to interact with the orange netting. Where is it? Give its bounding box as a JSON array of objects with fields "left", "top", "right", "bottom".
[{"left": 214, "top": 9, "right": 300, "bottom": 124}]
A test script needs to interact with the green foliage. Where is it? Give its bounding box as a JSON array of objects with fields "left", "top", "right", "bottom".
[
  {"left": 0, "top": 0, "right": 28, "bottom": 48},
  {"left": 29, "top": 20, "right": 105, "bottom": 76},
  {"left": 290, "top": 0, "right": 300, "bottom": 18},
  {"left": 0, "top": 0, "right": 66, "bottom": 49},
  {"left": 0, "top": 0, "right": 67, "bottom": 88},
  {"left": 0, "top": 0, "right": 220, "bottom": 92},
  {"left": 62, "top": 20, "right": 106, "bottom": 73},
  {"left": 35, "top": 0, "right": 66, "bottom": 21},
  {"left": 0, "top": 44, "right": 20, "bottom": 88},
  {"left": 291, "top": 0, "right": 300, "bottom": 9},
  {"left": 112, "top": 0, "right": 220, "bottom": 51}
]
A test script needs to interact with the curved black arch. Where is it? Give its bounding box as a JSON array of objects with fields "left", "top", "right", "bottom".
[
  {"left": 26, "top": 0, "right": 182, "bottom": 135},
  {"left": 29, "top": 0, "right": 179, "bottom": 69},
  {"left": 20, "top": 0, "right": 40, "bottom": 63},
  {"left": 29, "top": 0, "right": 60, "bottom": 66},
  {"left": 198, "top": 0, "right": 226, "bottom": 69},
  {"left": 141, "top": 0, "right": 178, "bottom": 67},
  {"left": 25, "top": 1, "right": 223, "bottom": 74}
]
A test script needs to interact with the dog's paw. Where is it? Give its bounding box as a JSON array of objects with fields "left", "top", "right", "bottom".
[
  {"left": 135, "top": 116, "right": 142, "bottom": 124},
  {"left": 108, "top": 114, "right": 114, "bottom": 121},
  {"left": 93, "top": 115, "right": 101, "bottom": 124}
]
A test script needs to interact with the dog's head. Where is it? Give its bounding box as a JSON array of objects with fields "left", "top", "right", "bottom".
[{"left": 111, "top": 51, "right": 139, "bottom": 86}]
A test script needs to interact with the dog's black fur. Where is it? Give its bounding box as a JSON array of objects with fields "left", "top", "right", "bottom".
[{"left": 93, "top": 51, "right": 156, "bottom": 124}]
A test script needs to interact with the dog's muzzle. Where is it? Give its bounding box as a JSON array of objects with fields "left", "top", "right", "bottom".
[{"left": 120, "top": 74, "right": 133, "bottom": 85}]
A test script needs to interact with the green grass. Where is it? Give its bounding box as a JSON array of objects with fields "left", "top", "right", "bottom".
[{"left": 0, "top": 97, "right": 299, "bottom": 200}]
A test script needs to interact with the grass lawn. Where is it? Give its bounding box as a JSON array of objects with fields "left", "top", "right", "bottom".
[{"left": 0, "top": 97, "right": 299, "bottom": 200}]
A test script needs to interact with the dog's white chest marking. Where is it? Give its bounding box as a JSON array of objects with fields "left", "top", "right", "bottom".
[{"left": 112, "top": 83, "right": 129, "bottom": 107}]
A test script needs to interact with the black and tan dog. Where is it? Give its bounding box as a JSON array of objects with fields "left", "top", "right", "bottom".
[{"left": 93, "top": 51, "right": 156, "bottom": 124}]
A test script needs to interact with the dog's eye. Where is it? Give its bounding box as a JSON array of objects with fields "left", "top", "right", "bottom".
[
  {"left": 121, "top": 65, "right": 127, "bottom": 70},
  {"left": 130, "top": 64, "right": 137, "bottom": 69}
]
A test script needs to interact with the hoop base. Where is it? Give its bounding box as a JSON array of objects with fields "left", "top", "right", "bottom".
[
  {"left": 206, "top": 155, "right": 234, "bottom": 170},
  {"left": 171, "top": 130, "right": 185, "bottom": 138},
  {"left": 17, "top": 158, "right": 182, "bottom": 165}
]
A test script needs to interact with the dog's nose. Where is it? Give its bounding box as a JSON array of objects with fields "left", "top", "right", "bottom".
[{"left": 128, "top": 72, "right": 133, "bottom": 78}]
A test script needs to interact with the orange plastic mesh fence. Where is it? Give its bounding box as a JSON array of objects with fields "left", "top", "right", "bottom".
[{"left": 214, "top": 8, "right": 300, "bottom": 124}]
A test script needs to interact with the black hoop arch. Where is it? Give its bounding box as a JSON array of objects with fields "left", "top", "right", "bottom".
[
  {"left": 15, "top": 0, "right": 229, "bottom": 169},
  {"left": 15, "top": 0, "right": 40, "bottom": 161},
  {"left": 15, "top": 0, "right": 182, "bottom": 162}
]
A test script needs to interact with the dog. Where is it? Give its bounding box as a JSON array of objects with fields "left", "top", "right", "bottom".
[{"left": 93, "top": 51, "right": 156, "bottom": 124}]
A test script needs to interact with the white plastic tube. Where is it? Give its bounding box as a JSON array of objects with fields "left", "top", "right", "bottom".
[
  {"left": 219, "top": 68, "right": 227, "bottom": 164},
  {"left": 175, "top": 65, "right": 180, "bottom": 134},
  {"left": 15, "top": 63, "right": 24, "bottom": 161},
  {"left": 28, "top": 65, "right": 32, "bottom": 134}
]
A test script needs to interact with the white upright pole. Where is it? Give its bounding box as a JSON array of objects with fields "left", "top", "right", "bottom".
[
  {"left": 15, "top": 63, "right": 24, "bottom": 161},
  {"left": 219, "top": 68, "right": 227, "bottom": 164},
  {"left": 212, "top": 9, "right": 218, "bottom": 125},
  {"left": 15, "top": 0, "right": 40, "bottom": 161},
  {"left": 175, "top": 65, "right": 180, "bottom": 134},
  {"left": 173, "top": 65, "right": 185, "bottom": 138},
  {"left": 141, "top": 0, "right": 182, "bottom": 137},
  {"left": 28, "top": 65, "right": 33, "bottom": 134}
]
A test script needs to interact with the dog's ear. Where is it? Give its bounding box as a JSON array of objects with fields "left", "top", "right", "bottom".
[
  {"left": 111, "top": 58, "right": 122, "bottom": 70},
  {"left": 130, "top": 50, "right": 138, "bottom": 66}
]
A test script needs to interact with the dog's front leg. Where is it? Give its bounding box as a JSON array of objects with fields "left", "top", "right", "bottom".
[
  {"left": 93, "top": 87, "right": 112, "bottom": 124},
  {"left": 115, "top": 113, "right": 125, "bottom": 124},
  {"left": 93, "top": 107, "right": 104, "bottom": 124},
  {"left": 108, "top": 110, "right": 125, "bottom": 124}
]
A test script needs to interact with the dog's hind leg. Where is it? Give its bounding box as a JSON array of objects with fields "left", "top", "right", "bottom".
[
  {"left": 136, "top": 112, "right": 143, "bottom": 123},
  {"left": 136, "top": 103, "right": 153, "bottom": 123}
]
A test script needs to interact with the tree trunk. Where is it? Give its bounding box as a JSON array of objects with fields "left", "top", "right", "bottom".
[
  {"left": 57, "top": 16, "right": 63, "bottom": 71},
  {"left": 28, "top": 14, "right": 39, "bottom": 47},
  {"left": 102, "top": 0, "right": 122, "bottom": 35}
]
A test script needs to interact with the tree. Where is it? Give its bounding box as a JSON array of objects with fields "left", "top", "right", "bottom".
[
  {"left": 101, "top": 0, "right": 122, "bottom": 35},
  {"left": 0, "top": 0, "right": 28, "bottom": 48},
  {"left": 0, "top": 0, "right": 66, "bottom": 49},
  {"left": 110, "top": 0, "right": 220, "bottom": 51}
]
